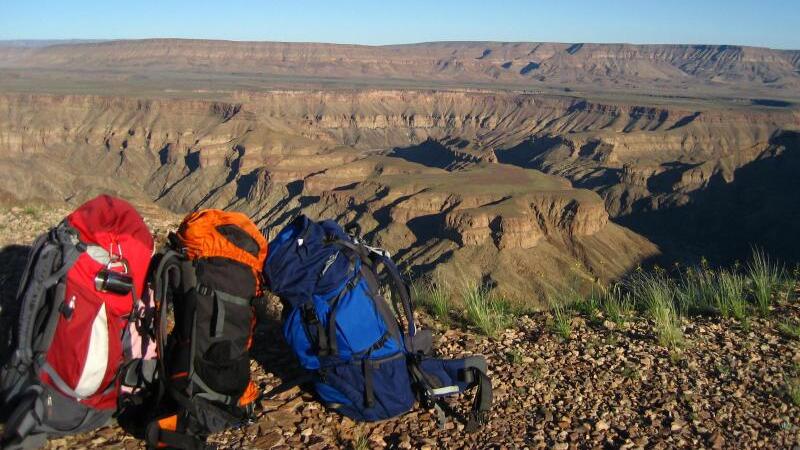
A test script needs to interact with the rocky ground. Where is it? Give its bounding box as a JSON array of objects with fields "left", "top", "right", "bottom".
[{"left": 1, "top": 206, "right": 799, "bottom": 449}]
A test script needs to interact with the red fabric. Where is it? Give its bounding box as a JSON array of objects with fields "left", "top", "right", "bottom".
[{"left": 42, "top": 195, "right": 153, "bottom": 409}]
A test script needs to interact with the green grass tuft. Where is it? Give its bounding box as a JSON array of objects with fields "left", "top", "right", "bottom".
[
  {"left": 601, "top": 284, "right": 634, "bottom": 325},
  {"left": 462, "top": 281, "right": 511, "bottom": 337},
  {"left": 675, "top": 267, "right": 717, "bottom": 316},
  {"left": 506, "top": 349, "right": 525, "bottom": 365},
  {"left": 747, "top": 248, "right": 785, "bottom": 317},
  {"left": 21, "top": 206, "right": 39, "bottom": 218},
  {"left": 786, "top": 377, "right": 800, "bottom": 407},
  {"left": 413, "top": 275, "right": 451, "bottom": 324},
  {"left": 627, "top": 271, "right": 684, "bottom": 349},
  {"left": 548, "top": 293, "right": 573, "bottom": 340},
  {"left": 714, "top": 269, "right": 749, "bottom": 321},
  {"left": 350, "top": 431, "right": 370, "bottom": 450},
  {"left": 572, "top": 292, "right": 601, "bottom": 319},
  {"left": 778, "top": 321, "right": 800, "bottom": 341}
]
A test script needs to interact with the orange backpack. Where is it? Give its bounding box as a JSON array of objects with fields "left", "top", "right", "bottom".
[{"left": 143, "top": 209, "right": 267, "bottom": 449}]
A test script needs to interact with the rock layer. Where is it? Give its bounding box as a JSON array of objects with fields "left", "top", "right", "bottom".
[{"left": 1, "top": 89, "right": 798, "bottom": 301}]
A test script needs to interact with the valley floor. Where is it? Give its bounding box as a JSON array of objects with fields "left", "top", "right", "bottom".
[{"left": 1, "top": 207, "right": 799, "bottom": 449}]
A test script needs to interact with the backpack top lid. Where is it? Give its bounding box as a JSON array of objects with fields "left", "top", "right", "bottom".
[
  {"left": 66, "top": 194, "right": 154, "bottom": 295},
  {"left": 264, "top": 215, "right": 356, "bottom": 308},
  {"left": 176, "top": 209, "right": 267, "bottom": 291}
]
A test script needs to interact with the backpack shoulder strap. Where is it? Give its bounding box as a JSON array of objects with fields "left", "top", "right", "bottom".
[
  {"left": 13, "top": 224, "right": 82, "bottom": 368},
  {"left": 149, "top": 249, "right": 184, "bottom": 405},
  {"left": 2, "top": 224, "right": 84, "bottom": 445},
  {"left": 323, "top": 239, "right": 404, "bottom": 352}
]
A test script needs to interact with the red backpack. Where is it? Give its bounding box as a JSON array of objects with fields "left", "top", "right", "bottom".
[{"left": 0, "top": 195, "right": 153, "bottom": 449}]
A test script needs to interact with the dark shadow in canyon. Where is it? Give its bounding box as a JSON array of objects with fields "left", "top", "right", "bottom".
[
  {"left": 751, "top": 99, "right": 793, "bottom": 108},
  {"left": 617, "top": 131, "right": 800, "bottom": 267},
  {"left": 494, "top": 136, "right": 563, "bottom": 167},
  {"left": 387, "top": 139, "right": 459, "bottom": 170},
  {"left": 666, "top": 111, "right": 701, "bottom": 130}
]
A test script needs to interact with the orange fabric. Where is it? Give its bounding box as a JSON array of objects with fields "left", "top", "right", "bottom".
[
  {"left": 176, "top": 209, "right": 267, "bottom": 294},
  {"left": 239, "top": 380, "right": 260, "bottom": 406},
  {"left": 158, "top": 414, "right": 177, "bottom": 431},
  {"left": 156, "top": 415, "right": 178, "bottom": 448}
]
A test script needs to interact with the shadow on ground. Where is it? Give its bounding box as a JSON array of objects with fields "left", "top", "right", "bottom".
[{"left": 250, "top": 300, "right": 308, "bottom": 395}]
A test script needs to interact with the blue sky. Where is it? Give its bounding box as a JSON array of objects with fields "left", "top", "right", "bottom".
[{"left": 1, "top": 0, "right": 798, "bottom": 49}]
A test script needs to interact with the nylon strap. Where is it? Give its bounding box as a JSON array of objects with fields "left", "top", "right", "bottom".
[
  {"left": 301, "top": 302, "right": 328, "bottom": 356},
  {"left": 465, "top": 368, "right": 493, "bottom": 432},
  {"left": 325, "top": 273, "right": 359, "bottom": 356},
  {"left": 212, "top": 289, "right": 252, "bottom": 307},
  {"left": 190, "top": 374, "right": 234, "bottom": 406},
  {"left": 213, "top": 296, "right": 225, "bottom": 338},
  {"left": 39, "top": 362, "right": 116, "bottom": 401},
  {"left": 363, "top": 360, "right": 375, "bottom": 408}
]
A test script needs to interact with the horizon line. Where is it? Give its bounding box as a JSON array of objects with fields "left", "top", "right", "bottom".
[{"left": 1, "top": 37, "right": 798, "bottom": 52}]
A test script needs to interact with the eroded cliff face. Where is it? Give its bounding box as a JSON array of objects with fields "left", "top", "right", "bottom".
[{"left": 1, "top": 90, "right": 797, "bottom": 303}]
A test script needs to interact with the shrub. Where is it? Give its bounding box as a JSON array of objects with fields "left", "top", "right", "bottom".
[
  {"left": 462, "top": 281, "right": 511, "bottom": 337},
  {"left": 747, "top": 248, "right": 785, "bottom": 316},
  {"left": 627, "top": 271, "right": 684, "bottom": 349}
]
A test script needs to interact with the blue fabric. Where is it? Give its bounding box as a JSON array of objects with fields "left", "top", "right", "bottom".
[
  {"left": 314, "top": 356, "right": 415, "bottom": 421},
  {"left": 265, "top": 215, "right": 414, "bottom": 421},
  {"left": 265, "top": 216, "right": 353, "bottom": 309},
  {"left": 281, "top": 276, "right": 404, "bottom": 370}
]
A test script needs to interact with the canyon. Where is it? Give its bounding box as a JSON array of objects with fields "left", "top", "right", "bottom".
[{"left": 1, "top": 40, "right": 799, "bottom": 304}]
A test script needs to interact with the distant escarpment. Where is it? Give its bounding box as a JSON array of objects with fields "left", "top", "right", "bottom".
[
  {"left": 2, "top": 39, "right": 800, "bottom": 97},
  {"left": 1, "top": 90, "right": 798, "bottom": 301}
]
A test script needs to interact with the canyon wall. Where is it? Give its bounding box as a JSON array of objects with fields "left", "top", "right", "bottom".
[{"left": 1, "top": 89, "right": 798, "bottom": 302}]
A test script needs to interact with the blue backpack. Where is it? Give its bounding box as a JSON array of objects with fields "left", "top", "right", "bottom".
[{"left": 263, "top": 216, "right": 492, "bottom": 429}]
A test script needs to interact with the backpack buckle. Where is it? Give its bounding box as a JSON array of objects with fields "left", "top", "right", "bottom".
[{"left": 197, "top": 284, "right": 212, "bottom": 296}]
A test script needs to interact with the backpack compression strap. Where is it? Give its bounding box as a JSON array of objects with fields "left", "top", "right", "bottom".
[{"left": 463, "top": 363, "right": 493, "bottom": 432}]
